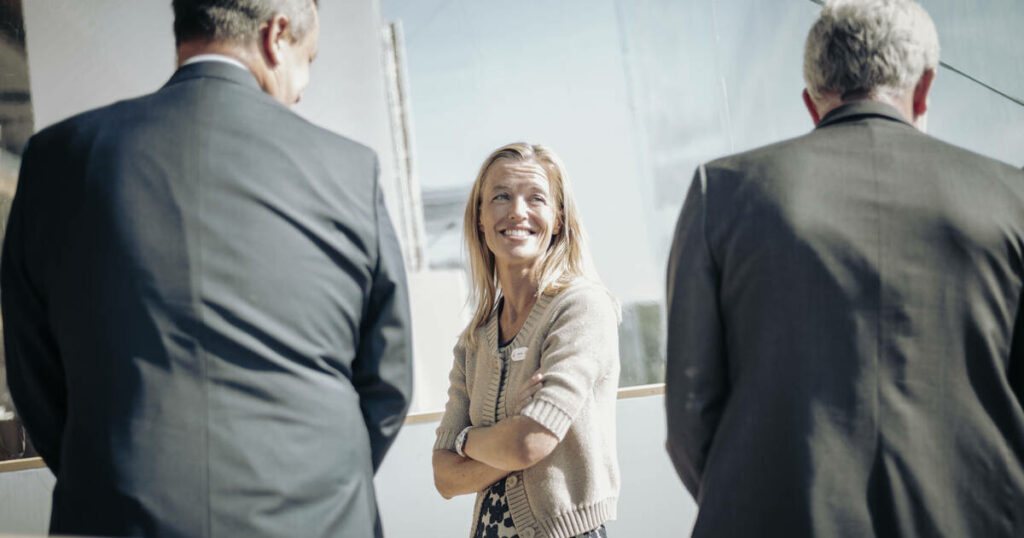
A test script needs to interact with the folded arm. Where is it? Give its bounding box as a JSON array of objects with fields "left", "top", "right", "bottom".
[
  {"left": 432, "top": 413, "right": 558, "bottom": 499},
  {"left": 462, "top": 414, "right": 558, "bottom": 471},
  {"left": 432, "top": 449, "right": 508, "bottom": 499},
  {"left": 432, "top": 371, "right": 553, "bottom": 498}
]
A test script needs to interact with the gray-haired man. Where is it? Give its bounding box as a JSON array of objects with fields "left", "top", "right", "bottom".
[
  {"left": 2, "top": 1, "right": 412, "bottom": 536},
  {"left": 665, "top": 0, "right": 1024, "bottom": 535}
]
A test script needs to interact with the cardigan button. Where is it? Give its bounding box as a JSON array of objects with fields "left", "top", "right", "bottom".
[
  {"left": 506, "top": 474, "right": 518, "bottom": 487},
  {"left": 521, "top": 528, "right": 535, "bottom": 538}
]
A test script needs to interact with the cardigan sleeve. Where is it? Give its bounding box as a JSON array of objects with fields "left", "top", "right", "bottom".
[
  {"left": 520, "top": 285, "right": 620, "bottom": 440},
  {"left": 434, "top": 341, "right": 473, "bottom": 450}
]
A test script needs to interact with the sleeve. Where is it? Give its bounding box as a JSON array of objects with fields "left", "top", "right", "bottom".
[
  {"left": 1, "top": 138, "right": 67, "bottom": 473},
  {"left": 1009, "top": 289, "right": 1024, "bottom": 408},
  {"left": 519, "top": 285, "right": 619, "bottom": 440},
  {"left": 433, "top": 342, "right": 472, "bottom": 451},
  {"left": 352, "top": 158, "right": 414, "bottom": 472},
  {"left": 664, "top": 165, "right": 730, "bottom": 499},
  {"left": 1009, "top": 168, "right": 1024, "bottom": 406}
]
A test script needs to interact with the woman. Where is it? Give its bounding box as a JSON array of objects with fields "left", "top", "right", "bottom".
[{"left": 433, "top": 143, "right": 620, "bottom": 538}]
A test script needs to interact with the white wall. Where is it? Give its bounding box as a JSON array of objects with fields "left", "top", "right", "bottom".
[
  {"left": 406, "top": 270, "right": 469, "bottom": 413},
  {"left": 23, "top": 1, "right": 175, "bottom": 131},
  {"left": 22, "top": 0, "right": 399, "bottom": 212},
  {"left": 0, "top": 394, "right": 697, "bottom": 536}
]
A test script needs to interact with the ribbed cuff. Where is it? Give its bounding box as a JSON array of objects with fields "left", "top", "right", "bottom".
[
  {"left": 520, "top": 398, "right": 573, "bottom": 440},
  {"left": 434, "top": 429, "right": 459, "bottom": 451},
  {"left": 538, "top": 498, "right": 617, "bottom": 538}
]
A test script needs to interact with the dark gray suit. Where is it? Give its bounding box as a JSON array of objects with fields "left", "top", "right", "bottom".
[
  {"left": 2, "top": 61, "right": 413, "bottom": 537},
  {"left": 666, "top": 101, "right": 1024, "bottom": 536}
]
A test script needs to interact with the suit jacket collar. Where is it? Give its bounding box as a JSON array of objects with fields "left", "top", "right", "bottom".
[
  {"left": 163, "top": 60, "right": 262, "bottom": 93},
  {"left": 816, "top": 100, "right": 913, "bottom": 130}
]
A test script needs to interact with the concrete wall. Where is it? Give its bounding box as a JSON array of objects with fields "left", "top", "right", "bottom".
[{"left": 0, "top": 394, "right": 695, "bottom": 536}]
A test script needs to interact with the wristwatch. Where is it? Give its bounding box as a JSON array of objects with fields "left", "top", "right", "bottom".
[{"left": 454, "top": 426, "right": 473, "bottom": 457}]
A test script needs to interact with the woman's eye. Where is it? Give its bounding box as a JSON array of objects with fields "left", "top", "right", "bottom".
[
  {"left": 492, "top": 193, "right": 509, "bottom": 201},
  {"left": 531, "top": 195, "right": 547, "bottom": 204}
]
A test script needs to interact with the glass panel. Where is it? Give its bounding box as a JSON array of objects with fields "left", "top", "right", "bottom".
[
  {"left": 924, "top": 0, "right": 1024, "bottom": 167},
  {"left": 382, "top": 0, "right": 671, "bottom": 387},
  {"left": 923, "top": 0, "right": 1024, "bottom": 103},
  {"left": 929, "top": 61, "right": 1024, "bottom": 168},
  {"left": 384, "top": 0, "right": 1024, "bottom": 401}
]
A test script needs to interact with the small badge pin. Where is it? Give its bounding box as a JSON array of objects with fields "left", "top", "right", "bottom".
[{"left": 511, "top": 347, "right": 527, "bottom": 361}]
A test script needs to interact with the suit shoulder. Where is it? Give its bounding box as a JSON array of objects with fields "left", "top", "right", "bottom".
[
  {"left": 703, "top": 131, "right": 816, "bottom": 176},
  {"left": 287, "top": 114, "right": 379, "bottom": 167},
  {"left": 704, "top": 126, "right": 1023, "bottom": 179},
  {"left": 919, "top": 134, "right": 1024, "bottom": 178},
  {"left": 29, "top": 96, "right": 144, "bottom": 149}
]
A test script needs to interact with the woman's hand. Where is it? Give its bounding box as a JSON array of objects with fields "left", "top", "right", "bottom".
[
  {"left": 432, "top": 450, "right": 509, "bottom": 499},
  {"left": 515, "top": 371, "right": 544, "bottom": 414}
]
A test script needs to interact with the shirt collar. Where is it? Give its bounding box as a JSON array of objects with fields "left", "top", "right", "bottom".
[
  {"left": 181, "top": 53, "right": 249, "bottom": 73},
  {"left": 164, "top": 59, "right": 263, "bottom": 94}
]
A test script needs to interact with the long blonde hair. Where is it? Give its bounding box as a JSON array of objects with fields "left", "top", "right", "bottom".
[{"left": 459, "top": 142, "right": 597, "bottom": 348}]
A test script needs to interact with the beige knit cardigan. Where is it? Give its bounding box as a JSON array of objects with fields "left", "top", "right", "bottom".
[{"left": 434, "top": 280, "right": 621, "bottom": 538}]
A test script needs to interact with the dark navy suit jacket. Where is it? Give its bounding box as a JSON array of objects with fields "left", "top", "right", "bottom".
[{"left": 2, "top": 61, "right": 413, "bottom": 537}]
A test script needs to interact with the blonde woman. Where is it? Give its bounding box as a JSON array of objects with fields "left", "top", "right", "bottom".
[{"left": 433, "top": 143, "right": 620, "bottom": 538}]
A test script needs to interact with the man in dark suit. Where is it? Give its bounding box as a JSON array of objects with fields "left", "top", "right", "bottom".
[
  {"left": 2, "top": 1, "right": 413, "bottom": 536},
  {"left": 666, "top": 0, "right": 1024, "bottom": 535}
]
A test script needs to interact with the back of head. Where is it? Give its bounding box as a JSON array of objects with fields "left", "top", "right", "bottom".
[
  {"left": 803, "top": 0, "right": 939, "bottom": 102},
  {"left": 172, "top": 0, "right": 317, "bottom": 46}
]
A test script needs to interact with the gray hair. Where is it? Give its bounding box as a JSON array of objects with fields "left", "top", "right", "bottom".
[
  {"left": 172, "top": 0, "right": 317, "bottom": 45},
  {"left": 803, "top": 0, "right": 940, "bottom": 101}
]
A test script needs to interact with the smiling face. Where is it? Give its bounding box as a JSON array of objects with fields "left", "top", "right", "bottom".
[{"left": 478, "top": 159, "right": 562, "bottom": 276}]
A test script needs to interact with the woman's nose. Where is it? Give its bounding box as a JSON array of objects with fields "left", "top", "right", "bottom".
[{"left": 509, "top": 197, "right": 528, "bottom": 219}]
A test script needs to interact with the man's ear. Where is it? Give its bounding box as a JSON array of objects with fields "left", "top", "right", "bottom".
[
  {"left": 912, "top": 68, "right": 935, "bottom": 120},
  {"left": 261, "top": 14, "right": 291, "bottom": 67},
  {"left": 802, "top": 88, "right": 822, "bottom": 125}
]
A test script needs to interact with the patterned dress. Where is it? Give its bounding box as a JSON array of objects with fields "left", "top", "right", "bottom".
[{"left": 472, "top": 339, "right": 608, "bottom": 538}]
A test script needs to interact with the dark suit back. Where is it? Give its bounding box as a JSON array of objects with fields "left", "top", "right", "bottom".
[
  {"left": 666, "top": 101, "right": 1024, "bottom": 536},
  {"left": 2, "top": 62, "right": 412, "bottom": 537}
]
